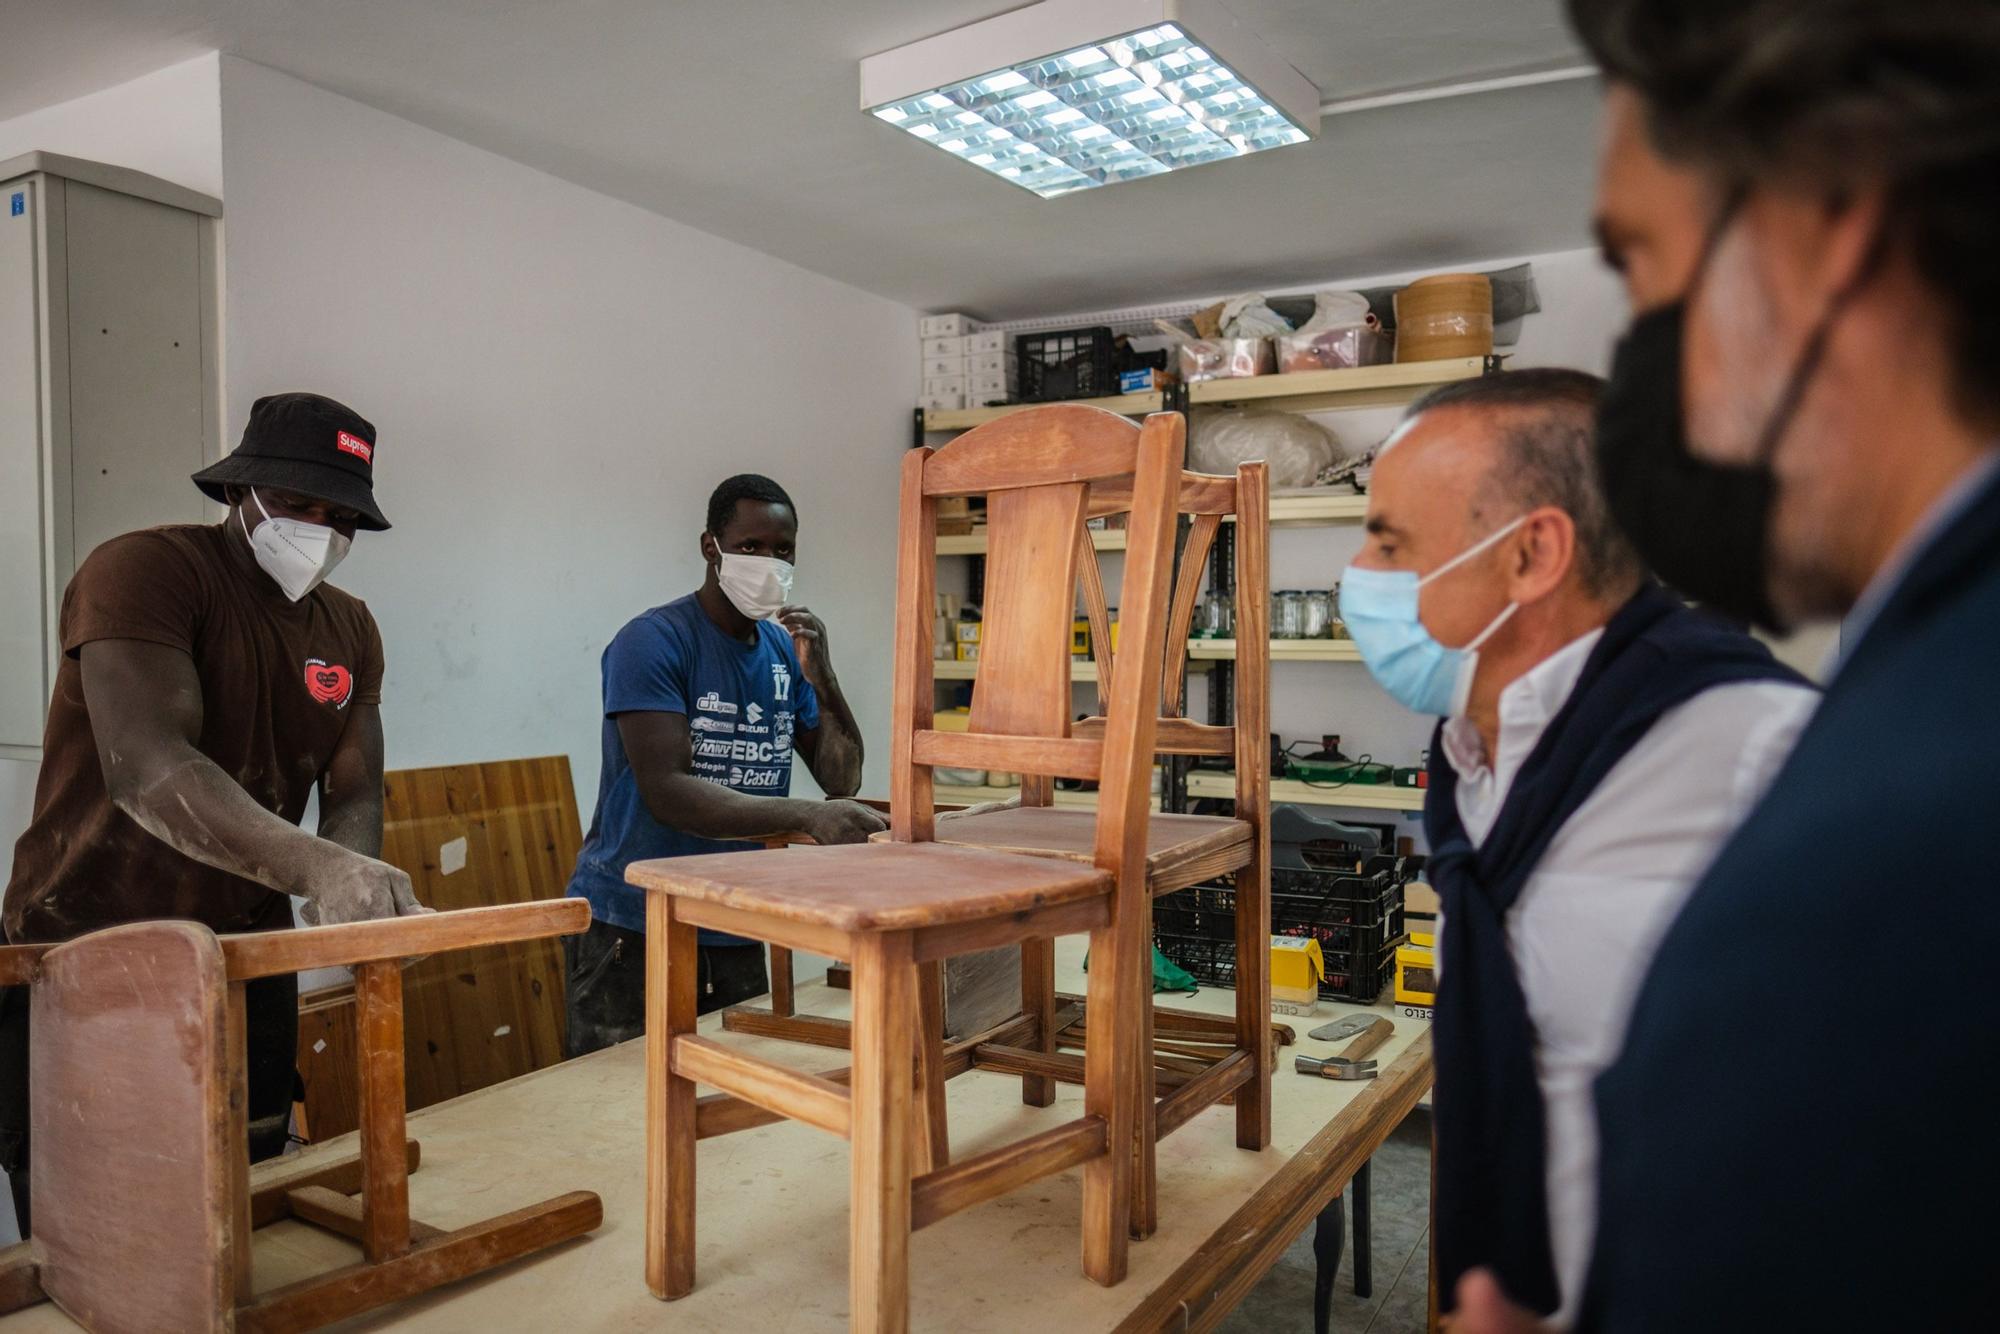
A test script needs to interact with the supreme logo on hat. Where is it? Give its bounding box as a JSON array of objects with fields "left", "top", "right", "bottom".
[{"left": 335, "top": 430, "right": 373, "bottom": 463}]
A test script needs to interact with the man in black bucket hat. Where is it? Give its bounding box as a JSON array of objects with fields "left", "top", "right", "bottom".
[{"left": 0, "top": 391, "right": 425, "bottom": 1237}]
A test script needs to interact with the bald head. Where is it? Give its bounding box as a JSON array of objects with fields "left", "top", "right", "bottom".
[{"left": 1378, "top": 370, "right": 1643, "bottom": 600}]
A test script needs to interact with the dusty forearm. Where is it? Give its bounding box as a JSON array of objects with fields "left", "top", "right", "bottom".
[
  {"left": 111, "top": 747, "right": 364, "bottom": 896},
  {"left": 805, "top": 675, "right": 865, "bottom": 797},
  {"left": 316, "top": 793, "right": 384, "bottom": 859},
  {"left": 638, "top": 771, "right": 819, "bottom": 842}
]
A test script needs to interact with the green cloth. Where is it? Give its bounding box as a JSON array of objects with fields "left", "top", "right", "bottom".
[{"left": 1083, "top": 944, "right": 1200, "bottom": 995}]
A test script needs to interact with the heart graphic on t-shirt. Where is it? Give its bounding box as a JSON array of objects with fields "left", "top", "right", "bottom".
[{"left": 304, "top": 659, "right": 354, "bottom": 708}]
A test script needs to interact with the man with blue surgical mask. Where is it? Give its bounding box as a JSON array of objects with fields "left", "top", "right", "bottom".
[
  {"left": 1340, "top": 370, "right": 1817, "bottom": 1325},
  {"left": 562, "top": 473, "right": 884, "bottom": 1056}
]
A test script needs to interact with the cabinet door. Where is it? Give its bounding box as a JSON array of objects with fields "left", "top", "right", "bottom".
[
  {"left": 0, "top": 179, "right": 47, "bottom": 749},
  {"left": 63, "top": 179, "right": 208, "bottom": 564}
]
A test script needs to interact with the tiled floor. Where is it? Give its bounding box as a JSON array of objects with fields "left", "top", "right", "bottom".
[{"left": 1220, "top": 1108, "right": 1433, "bottom": 1334}]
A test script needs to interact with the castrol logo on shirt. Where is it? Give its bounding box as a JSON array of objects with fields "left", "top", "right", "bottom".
[{"left": 304, "top": 657, "right": 354, "bottom": 710}]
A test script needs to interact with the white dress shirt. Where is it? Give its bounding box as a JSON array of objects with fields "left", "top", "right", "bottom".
[{"left": 1438, "top": 628, "right": 1818, "bottom": 1324}]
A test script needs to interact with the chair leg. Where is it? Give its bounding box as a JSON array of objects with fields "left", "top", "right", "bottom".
[
  {"left": 914, "top": 960, "right": 949, "bottom": 1172},
  {"left": 1131, "top": 972, "right": 1158, "bottom": 1241},
  {"left": 1234, "top": 838, "right": 1273, "bottom": 1151},
  {"left": 226, "top": 981, "right": 254, "bottom": 1305},
  {"left": 850, "top": 932, "right": 915, "bottom": 1334},
  {"left": 1080, "top": 920, "right": 1135, "bottom": 1287},
  {"left": 353, "top": 961, "right": 413, "bottom": 1263},
  {"left": 1020, "top": 938, "right": 1056, "bottom": 1107},
  {"left": 645, "top": 896, "right": 699, "bottom": 1300}
]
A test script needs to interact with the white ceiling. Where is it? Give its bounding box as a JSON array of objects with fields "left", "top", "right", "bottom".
[{"left": 0, "top": 0, "right": 1603, "bottom": 318}]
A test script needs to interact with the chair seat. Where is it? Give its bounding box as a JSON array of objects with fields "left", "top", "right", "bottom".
[
  {"left": 625, "top": 841, "right": 1113, "bottom": 933},
  {"left": 917, "top": 805, "right": 1254, "bottom": 895}
]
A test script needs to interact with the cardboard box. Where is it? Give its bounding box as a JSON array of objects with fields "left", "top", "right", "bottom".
[
  {"left": 922, "top": 334, "right": 969, "bottom": 359},
  {"left": 953, "top": 620, "right": 982, "bottom": 644},
  {"left": 922, "top": 355, "right": 962, "bottom": 379},
  {"left": 1271, "top": 937, "right": 1324, "bottom": 1010},
  {"left": 919, "top": 313, "right": 973, "bottom": 338},
  {"left": 968, "top": 372, "right": 1014, "bottom": 402},
  {"left": 954, "top": 641, "right": 980, "bottom": 662},
  {"left": 968, "top": 351, "right": 1018, "bottom": 378},
  {"left": 966, "top": 329, "right": 1008, "bottom": 354},
  {"left": 923, "top": 373, "right": 967, "bottom": 398},
  {"left": 1394, "top": 931, "right": 1436, "bottom": 1006},
  {"left": 1119, "top": 367, "right": 1162, "bottom": 394},
  {"left": 920, "top": 391, "right": 965, "bottom": 414}
]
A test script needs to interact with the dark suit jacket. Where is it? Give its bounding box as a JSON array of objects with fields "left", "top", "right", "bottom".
[{"left": 1582, "top": 460, "right": 2000, "bottom": 1331}]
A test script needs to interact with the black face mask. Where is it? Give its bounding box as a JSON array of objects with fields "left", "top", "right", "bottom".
[{"left": 1596, "top": 200, "right": 1864, "bottom": 633}]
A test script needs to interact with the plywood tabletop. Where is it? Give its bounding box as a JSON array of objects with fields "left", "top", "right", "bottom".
[{"left": 7, "top": 939, "right": 1430, "bottom": 1333}]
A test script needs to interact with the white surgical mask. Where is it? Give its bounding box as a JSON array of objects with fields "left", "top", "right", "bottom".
[
  {"left": 238, "top": 487, "right": 350, "bottom": 602},
  {"left": 715, "top": 553, "right": 794, "bottom": 621}
]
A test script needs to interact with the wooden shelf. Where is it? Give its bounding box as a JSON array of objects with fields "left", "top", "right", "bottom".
[
  {"left": 923, "top": 391, "right": 1163, "bottom": 432},
  {"left": 1187, "top": 638, "right": 1361, "bottom": 662},
  {"left": 1186, "top": 357, "right": 1487, "bottom": 411},
  {"left": 937, "top": 527, "right": 1128, "bottom": 556},
  {"left": 933, "top": 658, "right": 1210, "bottom": 682},
  {"left": 1267, "top": 490, "right": 1370, "bottom": 525},
  {"left": 1185, "top": 771, "right": 1426, "bottom": 812}
]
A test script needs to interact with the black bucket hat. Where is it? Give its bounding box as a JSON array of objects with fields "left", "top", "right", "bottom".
[{"left": 192, "top": 392, "right": 392, "bottom": 531}]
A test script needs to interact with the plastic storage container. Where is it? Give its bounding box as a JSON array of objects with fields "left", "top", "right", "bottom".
[
  {"left": 1152, "top": 855, "right": 1415, "bottom": 1003},
  {"left": 1179, "top": 336, "right": 1274, "bottom": 382},
  {"left": 1016, "top": 327, "right": 1117, "bottom": 402},
  {"left": 1276, "top": 326, "right": 1394, "bottom": 373}
]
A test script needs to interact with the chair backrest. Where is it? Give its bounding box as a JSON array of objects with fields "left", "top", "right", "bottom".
[
  {"left": 31, "top": 921, "right": 234, "bottom": 1332},
  {"left": 1069, "top": 463, "right": 1269, "bottom": 800},
  {"left": 889, "top": 405, "right": 1185, "bottom": 873}
]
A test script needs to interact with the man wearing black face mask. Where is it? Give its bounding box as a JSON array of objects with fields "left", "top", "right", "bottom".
[{"left": 1446, "top": 2, "right": 2000, "bottom": 1331}]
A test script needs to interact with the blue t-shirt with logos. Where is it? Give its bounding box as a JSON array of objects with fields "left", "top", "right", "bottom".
[{"left": 566, "top": 594, "right": 819, "bottom": 939}]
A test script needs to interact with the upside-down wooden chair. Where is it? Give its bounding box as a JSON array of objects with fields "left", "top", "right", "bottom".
[
  {"left": 0, "top": 901, "right": 601, "bottom": 1334},
  {"left": 924, "top": 456, "right": 1273, "bottom": 1237},
  {"left": 626, "top": 404, "right": 1184, "bottom": 1330},
  {"left": 716, "top": 460, "right": 1277, "bottom": 1240}
]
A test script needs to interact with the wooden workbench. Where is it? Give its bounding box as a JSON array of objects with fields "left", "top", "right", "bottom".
[{"left": 4, "top": 939, "right": 1430, "bottom": 1332}]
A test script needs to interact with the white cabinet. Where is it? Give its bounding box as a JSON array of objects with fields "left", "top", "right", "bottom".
[{"left": 0, "top": 152, "right": 220, "bottom": 755}]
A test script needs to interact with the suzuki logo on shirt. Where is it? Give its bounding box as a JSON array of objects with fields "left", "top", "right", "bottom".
[
  {"left": 695, "top": 692, "right": 738, "bottom": 715},
  {"left": 771, "top": 664, "right": 791, "bottom": 702},
  {"left": 745, "top": 703, "right": 764, "bottom": 725}
]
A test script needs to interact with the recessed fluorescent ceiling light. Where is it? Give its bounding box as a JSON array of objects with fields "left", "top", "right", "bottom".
[{"left": 860, "top": 0, "right": 1318, "bottom": 199}]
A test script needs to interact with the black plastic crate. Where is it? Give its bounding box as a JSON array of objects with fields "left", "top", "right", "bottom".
[
  {"left": 1153, "top": 854, "right": 1413, "bottom": 1003},
  {"left": 1016, "top": 327, "right": 1116, "bottom": 402}
]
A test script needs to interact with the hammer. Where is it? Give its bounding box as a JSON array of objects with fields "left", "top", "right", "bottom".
[{"left": 1295, "top": 1017, "right": 1394, "bottom": 1080}]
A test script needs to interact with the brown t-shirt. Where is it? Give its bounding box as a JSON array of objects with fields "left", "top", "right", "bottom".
[{"left": 2, "top": 524, "right": 384, "bottom": 943}]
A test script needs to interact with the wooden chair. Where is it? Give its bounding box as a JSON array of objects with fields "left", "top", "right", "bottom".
[
  {"left": 926, "top": 458, "right": 1273, "bottom": 1237},
  {"left": 0, "top": 901, "right": 601, "bottom": 1333},
  {"left": 717, "top": 464, "right": 1278, "bottom": 1244},
  {"left": 628, "top": 404, "right": 1185, "bottom": 1330}
]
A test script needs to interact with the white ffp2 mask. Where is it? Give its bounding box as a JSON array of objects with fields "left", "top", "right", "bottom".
[
  {"left": 715, "top": 553, "right": 794, "bottom": 620},
  {"left": 239, "top": 487, "right": 350, "bottom": 602}
]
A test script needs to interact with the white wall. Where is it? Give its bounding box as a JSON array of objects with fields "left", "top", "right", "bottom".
[
  {"left": 218, "top": 57, "right": 917, "bottom": 819},
  {"left": 0, "top": 54, "right": 222, "bottom": 199},
  {"left": 0, "top": 54, "right": 228, "bottom": 945}
]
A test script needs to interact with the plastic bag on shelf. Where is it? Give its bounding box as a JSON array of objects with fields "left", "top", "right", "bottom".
[
  {"left": 1218, "top": 292, "right": 1293, "bottom": 340},
  {"left": 1190, "top": 409, "right": 1339, "bottom": 488}
]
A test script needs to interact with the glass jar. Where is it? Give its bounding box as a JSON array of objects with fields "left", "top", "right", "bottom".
[
  {"left": 1272, "top": 590, "right": 1305, "bottom": 639},
  {"left": 1199, "top": 590, "right": 1234, "bottom": 638},
  {"left": 1329, "top": 582, "right": 1348, "bottom": 638},
  {"left": 1301, "top": 590, "right": 1332, "bottom": 639}
]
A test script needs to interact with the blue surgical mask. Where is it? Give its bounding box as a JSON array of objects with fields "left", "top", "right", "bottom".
[{"left": 1338, "top": 515, "right": 1526, "bottom": 716}]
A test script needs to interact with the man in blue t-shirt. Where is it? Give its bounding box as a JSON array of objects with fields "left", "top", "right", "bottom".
[{"left": 563, "top": 474, "right": 885, "bottom": 1055}]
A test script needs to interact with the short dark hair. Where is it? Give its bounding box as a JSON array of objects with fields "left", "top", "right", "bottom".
[
  {"left": 705, "top": 474, "right": 795, "bottom": 537},
  {"left": 1567, "top": 0, "right": 2000, "bottom": 428},
  {"left": 1406, "top": 369, "right": 1644, "bottom": 599}
]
